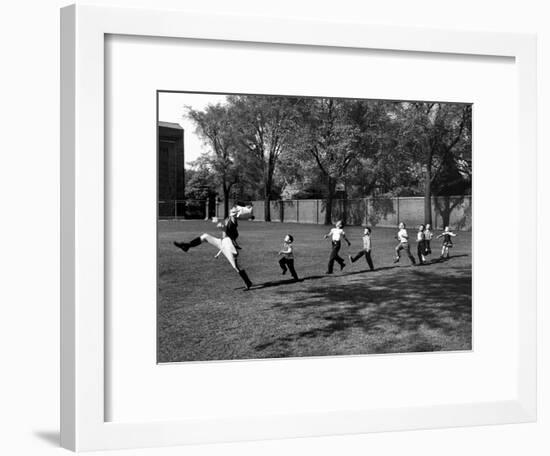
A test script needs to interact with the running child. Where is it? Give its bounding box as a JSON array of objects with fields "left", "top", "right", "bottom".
[
  {"left": 393, "top": 222, "right": 416, "bottom": 265},
  {"left": 348, "top": 227, "right": 374, "bottom": 271},
  {"left": 416, "top": 224, "right": 427, "bottom": 265},
  {"left": 424, "top": 223, "right": 434, "bottom": 255},
  {"left": 436, "top": 226, "right": 457, "bottom": 259},
  {"left": 278, "top": 234, "right": 299, "bottom": 281},
  {"left": 324, "top": 220, "right": 351, "bottom": 274},
  {"left": 173, "top": 207, "right": 252, "bottom": 289}
]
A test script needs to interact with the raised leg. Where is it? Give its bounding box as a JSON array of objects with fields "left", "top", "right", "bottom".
[
  {"left": 174, "top": 235, "right": 203, "bottom": 252},
  {"left": 350, "top": 250, "right": 366, "bottom": 263},
  {"left": 200, "top": 233, "right": 222, "bottom": 249}
]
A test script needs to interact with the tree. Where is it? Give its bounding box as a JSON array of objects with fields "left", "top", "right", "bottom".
[
  {"left": 294, "top": 98, "right": 360, "bottom": 224},
  {"left": 396, "top": 102, "right": 471, "bottom": 225},
  {"left": 187, "top": 104, "right": 244, "bottom": 218},
  {"left": 342, "top": 99, "right": 412, "bottom": 197},
  {"left": 229, "top": 95, "right": 302, "bottom": 221},
  {"left": 184, "top": 165, "right": 217, "bottom": 199}
]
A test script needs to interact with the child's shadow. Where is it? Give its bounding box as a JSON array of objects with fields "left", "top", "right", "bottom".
[
  {"left": 250, "top": 278, "right": 307, "bottom": 290},
  {"left": 250, "top": 267, "right": 399, "bottom": 290},
  {"left": 240, "top": 254, "right": 469, "bottom": 291}
]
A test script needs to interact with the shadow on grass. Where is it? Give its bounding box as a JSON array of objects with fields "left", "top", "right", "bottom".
[
  {"left": 254, "top": 263, "right": 471, "bottom": 353},
  {"left": 250, "top": 254, "right": 469, "bottom": 290}
]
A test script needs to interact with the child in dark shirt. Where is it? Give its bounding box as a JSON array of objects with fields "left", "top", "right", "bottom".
[{"left": 278, "top": 234, "right": 299, "bottom": 281}]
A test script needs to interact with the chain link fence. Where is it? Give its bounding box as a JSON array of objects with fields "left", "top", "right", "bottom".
[
  {"left": 214, "top": 196, "right": 471, "bottom": 231},
  {"left": 158, "top": 199, "right": 209, "bottom": 220}
]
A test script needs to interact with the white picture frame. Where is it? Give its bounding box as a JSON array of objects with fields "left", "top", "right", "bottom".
[{"left": 60, "top": 4, "right": 537, "bottom": 452}]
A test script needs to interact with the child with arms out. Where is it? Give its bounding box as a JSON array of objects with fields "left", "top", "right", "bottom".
[
  {"left": 436, "top": 226, "right": 457, "bottom": 259},
  {"left": 324, "top": 220, "right": 351, "bottom": 274}
]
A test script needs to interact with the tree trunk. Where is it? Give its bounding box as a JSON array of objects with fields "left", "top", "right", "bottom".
[
  {"left": 265, "top": 194, "right": 271, "bottom": 222},
  {"left": 442, "top": 195, "right": 451, "bottom": 228},
  {"left": 424, "top": 156, "right": 433, "bottom": 226},
  {"left": 324, "top": 177, "right": 335, "bottom": 225},
  {"left": 264, "top": 177, "right": 272, "bottom": 222},
  {"left": 342, "top": 188, "right": 347, "bottom": 226},
  {"left": 264, "top": 161, "right": 275, "bottom": 222},
  {"left": 223, "top": 186, "right": 230, "bottom": 219}
]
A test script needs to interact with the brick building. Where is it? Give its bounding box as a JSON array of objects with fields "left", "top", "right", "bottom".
[{"left": 158, "top": 121, "right": 184, "bottom": 217}]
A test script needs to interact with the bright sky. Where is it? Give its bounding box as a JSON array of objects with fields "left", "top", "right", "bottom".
[{"left": 158, "top": 92, "right": 228, "bottom": 166}]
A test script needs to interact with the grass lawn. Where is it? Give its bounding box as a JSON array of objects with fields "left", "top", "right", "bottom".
[{"left": 158, "top": 220, "right": 472, "bottom": 362}]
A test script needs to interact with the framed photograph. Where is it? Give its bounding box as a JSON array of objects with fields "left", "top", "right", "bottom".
[
  {"left": 157, "top": 91, "right": 474, "bottom": 363},
  {"left": 60, "top": 4, "right": 537, "bottom": 451}
]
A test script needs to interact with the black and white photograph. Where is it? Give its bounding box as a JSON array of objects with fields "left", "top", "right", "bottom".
[
  {"left": 157, "top": 91, "right": 472, "bottom": 363},
  {"left": 3, "top": 0, "right": 547, "bottom": 453}
]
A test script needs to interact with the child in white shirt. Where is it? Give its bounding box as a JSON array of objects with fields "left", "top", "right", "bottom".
[
  {"left": 416, "top": 224, "right": 427, "bottom": 264},
  {"left": 424, "top": 223, "right": 434, "bottom": 255},
  {"left": 393, "top": 222, "right": 416, "bottom": 265},
  {"left": 324, "top": 220, "right": 351, "bottom": 274},
  {"left": 348, "top": 227, "right": 374, "bottom": 271}
]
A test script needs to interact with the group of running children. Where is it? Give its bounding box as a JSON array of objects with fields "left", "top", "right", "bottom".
[
  {"left": 174, "top": 207, "right": 458, "bottom": 290},
  {"left": 322, "top": 220, "right": 457, "bottom": 274}
]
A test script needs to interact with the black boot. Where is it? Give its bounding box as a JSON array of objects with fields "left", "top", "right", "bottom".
[
  {"left": 174, "top": 236, "right": 202, "bottom": 252},
  {"left": 173, "top": 241, "right": 190, "bottom": 252},
  {"left": 239, "top": 270, "right": 252, "bottom": 290}
]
